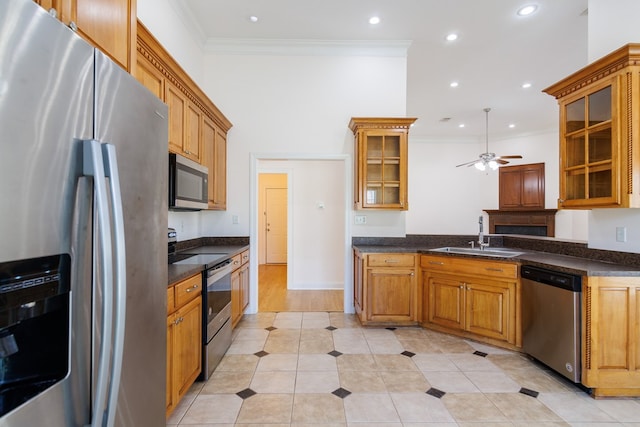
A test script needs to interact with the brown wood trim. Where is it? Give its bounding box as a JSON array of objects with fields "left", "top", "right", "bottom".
[
  {"left": 348, "top": 117, "right": 417, "bottom": 133},
  {"left": 136, "top": 20, "right": 232, "bottom": 132},
  {"left": 543, "top": 44, "right": 640, "bottom": 99},
  {"left": 484, "top": 209, "right": 557, "bottom": 237}
]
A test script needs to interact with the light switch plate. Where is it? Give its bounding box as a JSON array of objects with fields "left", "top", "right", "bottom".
[
  {"left": 354, "top": 215, "right": 367, "bottom": 224},
  {"left": 616, "top": 226, "right": 627, "bottom": 242}
]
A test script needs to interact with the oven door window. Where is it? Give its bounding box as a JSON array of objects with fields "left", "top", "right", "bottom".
[{"left": 207, "top": 272, "right": 231, "bottom": 324}]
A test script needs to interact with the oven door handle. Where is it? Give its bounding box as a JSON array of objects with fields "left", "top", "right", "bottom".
[{"left": 206, "top": 259, "right": 233, "bottom": 285}]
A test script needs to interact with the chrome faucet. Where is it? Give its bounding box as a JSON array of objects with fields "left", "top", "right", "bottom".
[{"left": 478, "top": 215, "right": 490, "bottom": 250}]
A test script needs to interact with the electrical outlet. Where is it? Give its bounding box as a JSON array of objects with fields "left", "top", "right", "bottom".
[
  {"left": 616, "top": 226, "right": 627, "bottom": 242},
  {"left": 354, "top": 215, "right": 367, "bottom": 224},
  {"left": 232, "top": 215, "right": 239, "bottom": 224}
]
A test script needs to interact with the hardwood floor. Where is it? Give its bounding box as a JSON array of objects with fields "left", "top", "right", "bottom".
[{"left": 258, "top": 264, "right": 343, "bottom": 312}]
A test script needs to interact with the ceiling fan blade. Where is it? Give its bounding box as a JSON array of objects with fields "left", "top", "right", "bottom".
[
  {"left": 456, "top": 159, "right": 480, "bottom": 167},
  {"left": 497, "top": 155, "right": 523, "bottom": 159},
  {"left": 496, "top": 159, "right": 510, "bottom": 165}
]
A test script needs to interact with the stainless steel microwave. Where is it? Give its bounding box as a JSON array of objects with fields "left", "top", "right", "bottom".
[{"left": 169, "top": 153, "right": 208, "bottom": 210}]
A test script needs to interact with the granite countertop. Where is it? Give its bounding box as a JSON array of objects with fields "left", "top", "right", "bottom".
[
  {"left": 168, "top": 245, "right": 250, "bottom": 286},
  {"left": 353, "top": 244, "right": 640, "bottom": 277}
]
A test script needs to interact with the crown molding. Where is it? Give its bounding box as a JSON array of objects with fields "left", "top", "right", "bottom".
[{"left": 203, "top": 38, "right": 412, "bottom": 57}]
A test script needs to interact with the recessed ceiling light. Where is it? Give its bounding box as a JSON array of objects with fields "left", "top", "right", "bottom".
[
  {"left": 522, "top": 82, "right": 532, "bottom": 89},
  {"left": 249, "top": 15, "right": 258, "bottom": 23},
  {"left": 369, "top": 16, "right": 380, "bottom": 25},
  {"left": 459, "top": 124, "right": 465, "bottom": 128},
  {"left": 450, "top": 81, "right": 459, "bottom": 88},
  {"left": 446, "top": 33, "right": 458, "bottom": 41},
  {"left": 509, "top": 124, "right": 516, "bottom": 128},
  {"left": 517, "top": 4, "right": 538, "bottom": 16}
]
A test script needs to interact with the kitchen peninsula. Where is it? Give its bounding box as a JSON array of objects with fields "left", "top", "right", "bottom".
[{"left": 353, "top": 234, "right": 640, "bottom": 398}]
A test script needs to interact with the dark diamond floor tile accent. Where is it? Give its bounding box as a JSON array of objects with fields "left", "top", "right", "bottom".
[
  {"left": 265, "top": 326, "right": 277, "bottom": 331},
  {"left": 254, "top": 350, "right": 269, "bottom": 358},
  {"left": 426, "top": 387, "right": 446, "bottom": 399},
  {"left": 473, "top": 350, "right": 488, "bottom": 357},
  {"left": 325, "top": 326, "right": 337, "bottom": 331},
  {"left": 401, "top": 351, "right": 416, "bottom": 358},
  {"left": 328, "top": 350, "right": 343, "bottom": 357},
  {"left": 519, "top": 387, "right": 539, "bottom": 398},
  {"left": 332, "top": 387, "right": 352, "bottom": 399},
  {"left": 236, "top": 388, "right": 257, "bottom": 399},
  {"left": 385, "top": 327, "right": 397, "bottom": 331}
]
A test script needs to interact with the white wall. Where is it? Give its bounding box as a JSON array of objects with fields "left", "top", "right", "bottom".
[
  {"left": 199, "top": 53, "right": 408, "bottom": 239},
  {"left": 583, "top": 0, "right": 640, "bottom": 252}
]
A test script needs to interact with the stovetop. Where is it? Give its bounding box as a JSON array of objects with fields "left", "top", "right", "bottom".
[{"left": 169, "top": 253, "right": 228, "bottom": 267}]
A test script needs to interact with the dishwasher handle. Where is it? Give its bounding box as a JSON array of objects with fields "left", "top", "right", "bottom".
[{"left": 521, "top": 265, "right": 582, "bottom": 292}]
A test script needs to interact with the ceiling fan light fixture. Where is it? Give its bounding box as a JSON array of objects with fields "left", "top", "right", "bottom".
[
  {"left": 488, "top": 160, "right": 499, "bottom": 170},
  {"left": 474, "top": 162, "right": 486, "bottom": 171}
]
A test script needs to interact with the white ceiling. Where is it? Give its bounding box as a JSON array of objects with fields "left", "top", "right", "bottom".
[{"left": 176, "top": 0, "right": 589, "bottom": 141}]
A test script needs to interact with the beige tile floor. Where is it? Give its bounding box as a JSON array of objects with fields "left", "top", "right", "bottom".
[{"left": 167, "top": 312, "right": 640, "bottom": 426}]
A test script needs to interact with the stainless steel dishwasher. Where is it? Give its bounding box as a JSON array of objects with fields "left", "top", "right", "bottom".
[{"left": 521, "top": 265, "right": 582, "bottom": 383}]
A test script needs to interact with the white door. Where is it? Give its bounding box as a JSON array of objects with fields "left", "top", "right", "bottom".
[{"left": 265, "top": 187, "right": 287, "bottom": 263}]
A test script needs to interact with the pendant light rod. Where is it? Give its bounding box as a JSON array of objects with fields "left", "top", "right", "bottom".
[{"left": 484, "top": 107, "right": 491, "bottom": 154}]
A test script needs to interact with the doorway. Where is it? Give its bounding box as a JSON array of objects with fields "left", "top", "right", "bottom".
[{"left": 253, "top": 157, "right": 350, "bottom": 313}]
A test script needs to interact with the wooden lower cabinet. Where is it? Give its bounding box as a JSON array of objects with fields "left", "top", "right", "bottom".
[
  {"left": 421, "top": 255, "right": 519, "bottom": 348},
  {"left": 582, "top": 276, "right": 640, "bottom": 397},
  {"left": 167, "top": 274, "right": 202, "bottom": 417},
  {"left": 231, "top": 250, "right": 250, "bottom": 328},
  {"left": 353, "top": 251, "right": 418, "bottom": 325}
]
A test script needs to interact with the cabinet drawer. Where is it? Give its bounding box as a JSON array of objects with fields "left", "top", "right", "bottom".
[
  {"left": 367, "top": 253, "right": 416, "bottom": 268},
  {"left": 421, "top": 255, "right": 517, "bottom": 280},
  {"left": 167, "top": 287, "right": 175, "bottom": 314},
  {"left": 231, "top": 253, "right": 242, "bottom": 270},
  {"left": 175, "top": 274, "right": 202, "bottom": 307},
  {"left": 240, "top": 250, "right": 249, "bottom": 266}
]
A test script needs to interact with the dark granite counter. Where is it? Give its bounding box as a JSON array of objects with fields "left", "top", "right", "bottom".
[
  {"left": 168, "top": 238, "right": 250, "bottom": 286},
  {"left": 353, "top": 234, "right": 640, "bottom": 277}
]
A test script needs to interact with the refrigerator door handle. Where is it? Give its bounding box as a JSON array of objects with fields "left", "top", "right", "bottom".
[
  {"left": 83, "top": 140, "right": 114, "bottom": 427},
  {"left": 101, "top": 143, "right": 127, "bottom": 427}
]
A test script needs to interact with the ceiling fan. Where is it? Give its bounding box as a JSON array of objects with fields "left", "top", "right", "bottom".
[{"left": 456, "top": 108, "right": 522, "bottom": 170}]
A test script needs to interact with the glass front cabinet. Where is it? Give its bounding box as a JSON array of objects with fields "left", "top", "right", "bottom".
[
  {"left": 544, "top": 44, "right": 640, "bottom": 209},
  {"left": 349, "top": 117, "right": 417, "bottom": 210}
]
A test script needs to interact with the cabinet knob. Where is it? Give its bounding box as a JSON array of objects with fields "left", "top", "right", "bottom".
[
  {"left": 48, "top": 8, "right": 57, "bottom": 18},
  {"left": 69, "top": 21, "right": 78, "bottom": 32}
]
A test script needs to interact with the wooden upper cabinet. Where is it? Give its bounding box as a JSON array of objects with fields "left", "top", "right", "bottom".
[
  {"left": 202, "top": 116, "right": 227, "bottom": 210},
  {"left": 349, "top": 117, "right": 417, "bottom": 210},
  {"left": 35, "top": 0, "right": 136, "bottom": 72},
  {"left": 499, "top": 163, "right": 545, "bottom": 210},
  {"left": 135, "top": 20, "right": 232, "bottom": 209},
  {"left": 544, "top": 44, "right": 640, "bottom": 209}
]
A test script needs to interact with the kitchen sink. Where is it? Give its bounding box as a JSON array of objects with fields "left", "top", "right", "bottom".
[{"left": 430, "top": 246, "right": 524, "bottom": 258}]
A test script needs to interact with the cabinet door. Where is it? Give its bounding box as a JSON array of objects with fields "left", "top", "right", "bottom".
[
  {"left": 231, "top": 269, "right": 242, "bottom": 327},
  {"left": 240, "top": 262, "right": 250, "bottom": 312},
  {"left": 427, "top": 274, "right": 464, "bottom": 330},
  {"left": 499, "top": 163, "right": 544, "bottom": 209},
  {"left": 174, "top": 296, "right": 202, "bottom": 400},
  {"left": 366, "top": 267, "right": 416, "bottom": 323},
  {"left": 464, "top": 281, "right": 511, "bottom": 342},
  {"left": 135, "top": 54, "right": 164, "bottom": 100},
  {"left": 360, "top": 130, "right": 408, "bottom": 210},
  {"left": 202, "top": 116, "right": 227, "bottom": 210},
  {"left": 353, "top": 251, "right": 364, "bottom": 317},
  {"left": 62, "top": 0, "right": 135, "bottom": 71},
  {"left": 166, "top": 314, "right": 175, "bottom": 415},
  {"left": 166, "top": 81, "right": 186, "bottom": 156},
  {"left": 212, "top": 128, "right": 227, "bottom": 210},
  {"left": 185, "top": 102, "right": 202, "bottom": 162},
  {"left": 560, "top": 83, "right": 617, "bottom": 208}
]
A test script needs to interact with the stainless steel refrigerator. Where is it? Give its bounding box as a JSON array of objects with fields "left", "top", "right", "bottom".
[{"left": 0, "top": 0, "right": 168, "bottom": 426}]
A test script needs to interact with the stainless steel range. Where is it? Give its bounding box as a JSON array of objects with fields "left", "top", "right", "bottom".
[{"left": 168, "top": 230, "right": 233, "bottom": 380}]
